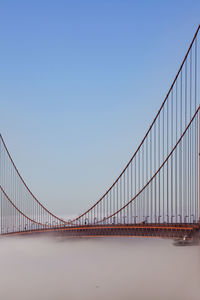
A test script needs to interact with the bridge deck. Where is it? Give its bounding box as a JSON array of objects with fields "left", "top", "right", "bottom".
[{"left": 3, "top": 223, "right": 200, "bottom": 239}]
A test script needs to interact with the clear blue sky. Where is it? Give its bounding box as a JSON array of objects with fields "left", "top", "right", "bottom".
[{"left": 0, "top": 0, "right": 199, "bottom": 217}]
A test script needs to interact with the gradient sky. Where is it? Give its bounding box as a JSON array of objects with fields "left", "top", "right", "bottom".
[{"left": 0, "top": 0, "right": 199, "bottom": 218}]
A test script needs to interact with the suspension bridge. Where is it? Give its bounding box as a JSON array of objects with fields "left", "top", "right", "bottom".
[{"left": 1, "top": 26, "right": 200, "bottom": 239}]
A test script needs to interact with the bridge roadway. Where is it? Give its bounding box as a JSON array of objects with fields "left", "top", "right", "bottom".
[{"left": 3, "top": 223, "right": 200, "bottom": 239}]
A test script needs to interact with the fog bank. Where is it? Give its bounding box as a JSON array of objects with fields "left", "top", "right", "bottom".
[{"left": 0, "top": 236, "right": 199, "bottom": 300}]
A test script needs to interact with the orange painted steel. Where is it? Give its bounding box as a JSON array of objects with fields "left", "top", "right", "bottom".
[
  {"left": 1, "top": 107, "right": 199, "bottom": 230},
  {"left": 0, "top": 25, "right": 200, "bottom": 236},
  {"left": 70, "top": 24, "right": 200, "bottom": 224},
  {"left": 0, "top": 135, "right": 66, "bottom": 225},
  {"left": 95, "top": 107, "right": 200, "bottom": 223},
  {"left": 0, "top": 185, "right": 48, "bottom": 228},
  {"left": 1, "top": 25, "right": 200, "bottom": 227},
  {"left": 2, "top": 223, "right": 198, "bottom": 240}
]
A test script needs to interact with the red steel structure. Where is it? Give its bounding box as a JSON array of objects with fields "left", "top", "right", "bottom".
[{"left": 0, "top": 25, "right": 200, "bottom": 239}]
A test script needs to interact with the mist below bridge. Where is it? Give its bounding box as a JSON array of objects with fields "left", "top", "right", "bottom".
[{"left": 0, "top": 237, "right": 199, "bottom": 300}]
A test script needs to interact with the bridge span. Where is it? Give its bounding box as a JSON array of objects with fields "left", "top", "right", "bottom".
[
  {"left": 1, "top": 25, "right": 200, "bottom": 238},
  {"left": 3, "top": 223, "right": 200, "bottom": 240}
]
